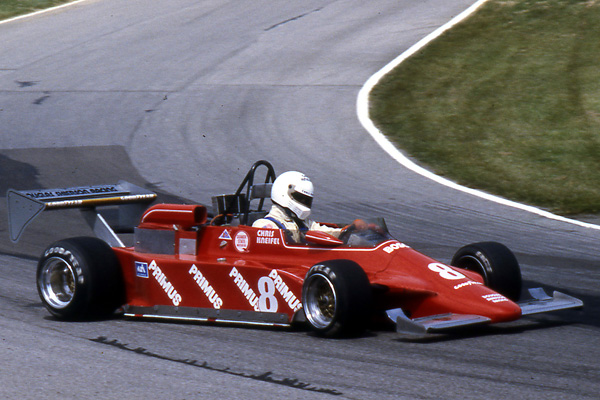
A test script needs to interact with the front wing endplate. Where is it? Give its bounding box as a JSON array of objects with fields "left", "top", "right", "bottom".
[
  {"left": 386, "top": 308, "right": 491, "bottom": 335},
  {"left": 518, "top": 288, "right": 583, "bottom": 316}
]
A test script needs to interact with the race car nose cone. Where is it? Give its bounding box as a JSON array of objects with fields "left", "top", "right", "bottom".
[{"left": 480, "top": 295, "right": 522, "bottom": 323}]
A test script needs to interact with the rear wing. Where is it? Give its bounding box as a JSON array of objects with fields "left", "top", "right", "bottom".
[{"left": 7, "top": 181, "right": 156, "bottom": 246}]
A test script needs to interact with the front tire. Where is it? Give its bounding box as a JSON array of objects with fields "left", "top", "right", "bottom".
[
  {"left": 451, "top": 241, "right": 522, "bottom": 301},
  {"left": 37, "top": 237, "right": 124, "bottom": 319},
  {"left": 302, "top": 260, "right": 372, "bottom": 337}
]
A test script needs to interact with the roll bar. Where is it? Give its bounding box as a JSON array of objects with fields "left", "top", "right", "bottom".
[{"left": 212, "top": 160, "right": 276, "bottom": 225}]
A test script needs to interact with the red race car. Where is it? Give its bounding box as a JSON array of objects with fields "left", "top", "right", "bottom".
[{"left": 8, "top": 161, "right": 582, "bottom": 337}]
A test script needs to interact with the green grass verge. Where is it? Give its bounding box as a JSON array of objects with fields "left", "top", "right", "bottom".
[
  {"left": 0, "top": 0, "right": 74, "bottom": 20},
  {"left": 370, "top": 0, "right": 600, "bottom": 215}
]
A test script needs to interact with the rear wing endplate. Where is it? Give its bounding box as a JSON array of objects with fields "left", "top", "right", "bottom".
[{"left": 7, "top": 181, "right": 156, "bottom": 244}]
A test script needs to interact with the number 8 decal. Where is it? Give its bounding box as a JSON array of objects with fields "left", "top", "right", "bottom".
[
  {"left": 257, "top": 276, "right": 278, "bottom": 312},
  {"left": 428, "top": 263, "right": 466, "bottom": 280}
]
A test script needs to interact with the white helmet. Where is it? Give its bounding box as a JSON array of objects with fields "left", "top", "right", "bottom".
[{"left": 271, "top": 171, "right": 314, "bottom": 220}]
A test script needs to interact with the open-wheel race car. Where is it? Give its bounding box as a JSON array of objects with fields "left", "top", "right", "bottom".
[{"left": 7, "top": 161, "right": 583, "bottom": 337}]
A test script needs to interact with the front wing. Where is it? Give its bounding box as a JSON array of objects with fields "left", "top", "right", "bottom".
[{"left": 386, "top": 288, "right": 583, "bottom": 335}]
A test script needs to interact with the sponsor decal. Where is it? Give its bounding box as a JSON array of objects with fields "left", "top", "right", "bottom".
[
  {"left": 148, "top": 261, "right": 182, "bottom": 306},
  {"left": 234, "top": 231, "right": 250, "bottom": 252},
  {"left": 135, "top": 261, "right": 149, "bottom": 278},
  {"left": 383, "top": 241, "right": 409, "bottom": 254},
  {"left": 268, "top": 270, "right": 302, "bottom": 312},
  {"left": 256, "top": 230, "right": 281, "bottom": 245},
  {"left": 219, "top": 230, "right": 232, "bottom": 240},
  {"left": 454, "top": 280, "right": 483, "bottom": 290},
  {"left": 25, "top": 185, "right": 119, "bottom": 199},
  {"left": 229, "top": 267, "right": 260, "bottom": 311},
  {"left": 188, "top": 265, "right": 223, "bottom": 309},
  {"left": 228, "top": 267, "right": 302, "bottom": 313},
  {"left": 482, "top": 293, "right": 508, "bottom": 303}
]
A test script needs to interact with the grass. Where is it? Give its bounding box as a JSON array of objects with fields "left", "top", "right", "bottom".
[
  {"left": 0, "top": 0, "right": 75, "bottom": 20},
  {"left": 370, "top": 0, "right": 600, "bottom": 215}
]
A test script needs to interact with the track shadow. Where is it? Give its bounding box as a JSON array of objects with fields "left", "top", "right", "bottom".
[{"left": 0, "top": 146, "right": 193, "bottom": 260}]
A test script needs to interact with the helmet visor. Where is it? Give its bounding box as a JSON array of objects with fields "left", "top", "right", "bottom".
[{"left": 291, "top": 191, "right": 313, "bottom": 209}]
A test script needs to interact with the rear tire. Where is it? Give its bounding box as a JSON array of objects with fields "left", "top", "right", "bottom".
[
  {"left": 302, "top": 260, "right": 372, "bottom": 337},
  {"left": 451, "top": 241, "right": 522, "bottom": 301},
  {"left": 37, "top": 237, "right": 124, "bottom": 319}
]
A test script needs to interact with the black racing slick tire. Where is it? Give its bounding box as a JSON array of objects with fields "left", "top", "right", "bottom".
[
  {"left": 37, "top": 237, "right": 124, "bottom": 320},
  {"left": 302, "top": 260, "right": 372, "bottom": 337},
  {"left": 451, "top": 241, "right": 522, "bottom": 301}
]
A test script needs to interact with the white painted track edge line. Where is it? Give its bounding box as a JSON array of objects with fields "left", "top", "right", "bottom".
[
  {"left": 0, "top": 0, "right": 91, "bottom": 26},
  {"left": 356, "top": 0, "right": 600, "bottom": 231}
]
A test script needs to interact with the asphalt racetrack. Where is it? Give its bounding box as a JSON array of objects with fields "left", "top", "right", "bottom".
[{"left": 0, "top": 1, "right": 599, "bottom": 398}]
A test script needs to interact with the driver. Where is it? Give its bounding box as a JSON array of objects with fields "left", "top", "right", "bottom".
[{"left": 252, "top": 171, "right": 364, "bottom": 243}]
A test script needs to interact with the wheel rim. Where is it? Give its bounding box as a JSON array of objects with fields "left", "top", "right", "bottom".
[
  {"left": 304, "top": 273, "right": 336, "bottom": 329},
  {"left": 39, "top": 257, "right": 76, "bottom": 309},
  {"left": 457, "top": 255, "right": 489, "bottom": 283}
]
